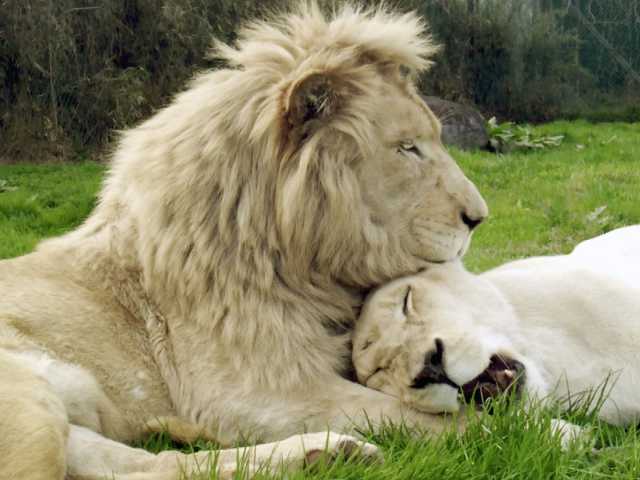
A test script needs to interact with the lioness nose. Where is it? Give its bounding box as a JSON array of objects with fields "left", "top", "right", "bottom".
[
  {"left": 461, "top": 211, "right": 485, "bottom": 230},
  {"left": 428, "top": 338, "right": 445, "bottom": 368},
  {"left": 411, "top": 338, "right": 458, "bottom": 389}
]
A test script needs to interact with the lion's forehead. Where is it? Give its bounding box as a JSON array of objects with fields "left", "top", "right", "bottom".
[{"left": 373, "top": 91, "right": 440, "bottom": 143}]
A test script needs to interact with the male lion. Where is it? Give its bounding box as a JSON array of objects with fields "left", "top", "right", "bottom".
[
  {"left": 0, "top": 3, "right": 487, "bottom": 479},
  {"left": 353, "top": 226, "right": 640, "bottom": 444}
]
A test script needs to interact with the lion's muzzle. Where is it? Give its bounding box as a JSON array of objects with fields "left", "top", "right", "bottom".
[{"left": 460, "top": 355, "right": 525, "bottom": 406}]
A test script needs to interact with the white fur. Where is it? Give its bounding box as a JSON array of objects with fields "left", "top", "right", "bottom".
[{"left": 354, "top": 226, "right": 640, "bottom": 428}]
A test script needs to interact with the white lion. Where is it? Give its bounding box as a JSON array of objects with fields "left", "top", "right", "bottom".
[
  {"left": 0, "top": 3, "right": 488, "bottom": 479},
  {"left": 354, "top": 226, "right": 640, "bottom": 437}
]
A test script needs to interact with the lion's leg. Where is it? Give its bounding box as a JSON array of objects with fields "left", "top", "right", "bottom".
[
  {"left": 0, "top": 350, "right": 69, "bottom": 480},
  {"left": 207, "top": 376, "right": 463, "bottom": 444},
  {"left": 66, "top": 425, "right": 178, "bottom": 480},
  {"left": 0, "top": 403, "right": 68, "bottom": 480},
  {"left": 67, "top": 425, "right": 380, "bottom": 480},
  {"left": 152, "top": 430, "right": 381, "bottom": 479},
  {"left": 316, "top": 378, "right": 465, "bottom": 435},
  {"left": 549, "top": 419, "right": 592, "bottom": 450}
]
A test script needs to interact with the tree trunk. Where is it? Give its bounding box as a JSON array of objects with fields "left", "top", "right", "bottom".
[
  {"left": 47, "top": 0, "right": 59, "bottom": 139},
  {"left": 467, "top": 0, "right": 477, "bottom": 14}
]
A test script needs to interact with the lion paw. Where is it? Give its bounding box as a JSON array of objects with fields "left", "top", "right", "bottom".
[
  {"left": 301, "top": 432, "right": 382, "bottom": 466},
  {"left": 550, "top": 419, "right": 593, "bottom": 450}
]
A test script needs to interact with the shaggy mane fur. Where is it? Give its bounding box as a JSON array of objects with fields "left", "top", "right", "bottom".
[
  {"left": 42, "top": 4, "right": 435, "bottom": 376},
  {"left": 24, "top": 3, "right": 483, "bottom": 444}
]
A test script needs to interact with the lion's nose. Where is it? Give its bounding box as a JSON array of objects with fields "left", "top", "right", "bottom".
[
  {"left": 411, "top": 338, "right": 457, "bottom": 389},
  {"left": 461, "top": 211, "right": 485, "bottom": 230},
  {"left": 428, "top": 338, "right": 445, "bottom": 368}
]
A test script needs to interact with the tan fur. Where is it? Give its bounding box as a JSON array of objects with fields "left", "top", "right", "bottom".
[{"left": 0, "top": 3, "right": 486, "bottom": 478}]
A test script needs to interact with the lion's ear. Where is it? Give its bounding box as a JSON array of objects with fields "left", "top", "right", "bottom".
[{"left": 284, "top": 72, "right": 338, "bottom": 129}]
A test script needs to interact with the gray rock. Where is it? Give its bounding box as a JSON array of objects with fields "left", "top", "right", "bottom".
[{"left": 422, "top": 96, "right": 489, "bottom": 150}]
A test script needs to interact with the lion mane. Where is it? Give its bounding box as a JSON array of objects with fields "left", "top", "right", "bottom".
[
  {"left": 5, "top": 2, "right": 485, "bottom": 455},
  {"left": 43, "top": 5, "right": 436, "bottom": 384}
]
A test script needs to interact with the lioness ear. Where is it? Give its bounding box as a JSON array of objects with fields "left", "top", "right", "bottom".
[{"left": 284, "top": 72, "right": 338, "bottom": 130}]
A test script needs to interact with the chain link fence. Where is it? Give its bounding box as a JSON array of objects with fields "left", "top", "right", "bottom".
[
  {"left": 416, "top": 0, "right": 640, "bottom": 121},
  {"left": 1, "top": 0, "right": 638, "bottom": 163}
]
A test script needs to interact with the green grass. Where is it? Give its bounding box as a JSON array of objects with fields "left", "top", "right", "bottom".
[
  {"left": 1, "top": 120, "right": 640, "bottom": 478},
  {"left": 460, "top": 121, "right": 640, "bottom": 272},
  {"left": 0, "top": 162, "right": 103, "bottom": 259}
]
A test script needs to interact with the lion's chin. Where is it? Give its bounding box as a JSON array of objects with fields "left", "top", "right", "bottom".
[
  {"left": 416, "top": 233, "right": 472, "bottom": 264},
  {"left": 418, "top": 247, "right": 465, "bottom": 265},
  {"left": 420, "top": 249, "right": 465, "bottom": 266},
  {"left": 456, "top": 233, "right": 473, "bottom": 258}
]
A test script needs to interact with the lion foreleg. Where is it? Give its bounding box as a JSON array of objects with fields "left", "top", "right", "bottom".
[
  {"left": 67, "top": 425, "right": 379, "bottom": 480},
  {"left": 153, "top": 431, "right": 381, "bottom": 479},
  {"left": 66, "top": 425, "right": 180, "bottom": 480},
  {"left": 289, "top": 378, "right": 464, "bottom": 437}
]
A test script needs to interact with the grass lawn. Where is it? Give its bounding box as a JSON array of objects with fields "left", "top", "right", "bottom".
[
  {"left": 1, "top": 120, "right": 640, "bottom": 478},
  {"left": 0, "top": 162, "right": 102, "bottom": 259}
]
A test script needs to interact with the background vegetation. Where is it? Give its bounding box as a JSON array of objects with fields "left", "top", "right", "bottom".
[{"left": 1, "top": 0, "right": 639, "bottom": 163}]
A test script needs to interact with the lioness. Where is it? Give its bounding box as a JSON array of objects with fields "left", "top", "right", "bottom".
[
  {"left": 0, "top": 4, "right": 487, "bottom": 479},
  {"left": 354, "top": 226, "right": 640, "bottom": 430}
]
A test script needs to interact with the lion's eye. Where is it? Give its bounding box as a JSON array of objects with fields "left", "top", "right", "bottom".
[
  {"left": 362, "top": 339, "right": 373, "bottom": 351},
  {"left": 398, "top": 141, "right": 422, "bottom": 158}
]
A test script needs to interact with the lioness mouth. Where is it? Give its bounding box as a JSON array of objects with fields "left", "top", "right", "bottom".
[{"left": 460, "top": 355, "right": 525, "bottom": 406}]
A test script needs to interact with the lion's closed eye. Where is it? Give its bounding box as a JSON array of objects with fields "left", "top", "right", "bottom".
[{"left": 402, "top": 286, "right": 414, "bottom": 316}]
